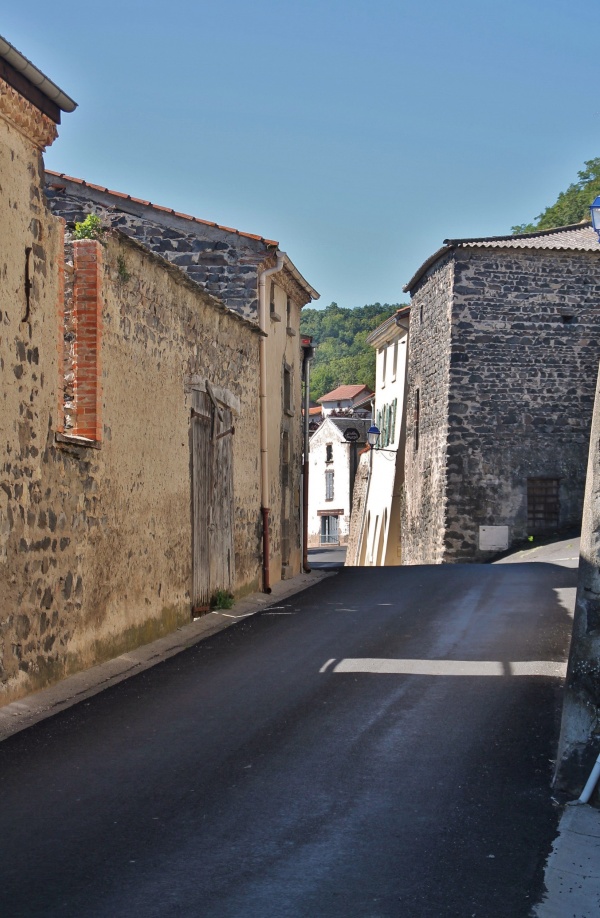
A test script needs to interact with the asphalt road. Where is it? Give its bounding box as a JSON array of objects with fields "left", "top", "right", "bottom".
[{"left": 0, "top": 558, "right": 576, "bottom": 918}]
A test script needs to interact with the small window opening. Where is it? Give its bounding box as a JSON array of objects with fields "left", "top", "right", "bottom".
[
  {"left": 561, "top": 315, "right": 575, "bottom": 324},
  {"left": 325, "top": 469, "right": 334, "bottom": 500},
  {"left": 325, "top": 444, "right": 333, "bottom": 462}
]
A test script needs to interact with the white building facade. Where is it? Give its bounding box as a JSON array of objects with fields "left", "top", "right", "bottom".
[
  {"left": 347, "top": 308, "right": 410, "bottom": 565},
  {"left": 307, "top": 417, "right": 369, "bottom": 547}
]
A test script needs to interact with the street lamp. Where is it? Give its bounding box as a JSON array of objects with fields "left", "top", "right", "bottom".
[
  {"left": 367, "top": 424, "right": 380, "bottom": 448},
  {"left": 590, "top": 196, "right": 600, "bottom": 241}
]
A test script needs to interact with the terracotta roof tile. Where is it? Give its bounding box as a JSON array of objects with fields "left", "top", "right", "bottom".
[
  {"left": 317, "top": 384, "right": 373, "bottom": 403},
  {"left": 46, "top": 170, "right": 279, "bottom": 247}
]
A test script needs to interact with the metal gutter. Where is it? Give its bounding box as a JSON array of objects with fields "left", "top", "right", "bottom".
[{"left": 0, "top": 35, "right": 77, "bottom": 112}]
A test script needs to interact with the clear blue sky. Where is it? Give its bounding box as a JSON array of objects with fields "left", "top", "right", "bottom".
[{"left": 4, "top": 0, "right": 600, "bottom": 309}]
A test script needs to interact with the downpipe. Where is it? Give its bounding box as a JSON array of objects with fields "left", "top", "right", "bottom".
[{"left": 578, "top": 749, "right": 600, "bottom": 804}]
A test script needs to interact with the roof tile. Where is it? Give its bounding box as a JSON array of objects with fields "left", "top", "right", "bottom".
[{"left": 46, "top": 170, "right": 279, "bottom": 247}]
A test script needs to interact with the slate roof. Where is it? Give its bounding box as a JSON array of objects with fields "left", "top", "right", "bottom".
[
  {"left": 317, "top": 384, "right": 373, "bottom": 404},
  {"left": 315, "top": 415, "right": 371, "bottom": 445},
  {"left": 46, "top": 171, "right": 279, "bottom": 246},
  {"left": 404, "top": 222, "right": 600, "bottom": 294}
]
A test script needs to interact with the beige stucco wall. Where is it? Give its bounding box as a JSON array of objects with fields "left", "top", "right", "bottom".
[
  {"left": 265, "top": 278, "right": 304, "bottom": 581},
  {"left": 1, "top": 206, "right": 262, "bottom": 702}
]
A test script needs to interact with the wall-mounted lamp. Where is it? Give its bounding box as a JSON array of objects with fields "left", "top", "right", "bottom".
[
  {"left": 367, "top": 424, "right": 381, "bottom": 448},
  {"left": 590, "top": 196, "right": 600, "bottom": 241}
]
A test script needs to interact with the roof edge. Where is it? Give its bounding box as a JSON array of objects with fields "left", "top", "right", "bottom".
[
  {"left": 0, "top": 36, "right": 76, "bottom": 112},
  {"left": 404, "top": 221, "right": 597, "bottom": 296},
  {"left": 45, "top": 170, "right": 279, "bottom": 247}
]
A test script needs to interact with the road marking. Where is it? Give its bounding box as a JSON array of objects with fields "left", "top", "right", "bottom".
[
  {"left": 325, "top": 659, "right": 567, "bottom": 677},
  {"left": 320, "top": 659, "right": 336, "bottom": 673}
]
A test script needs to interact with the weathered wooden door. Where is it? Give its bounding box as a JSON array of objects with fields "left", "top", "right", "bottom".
[{"left": 191, "top": 385, "right": 235, "bottom": 614}]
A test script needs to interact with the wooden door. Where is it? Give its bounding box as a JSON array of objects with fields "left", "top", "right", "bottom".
[{"left": 191, "top": 386, "right": 235, "bottom": 614}]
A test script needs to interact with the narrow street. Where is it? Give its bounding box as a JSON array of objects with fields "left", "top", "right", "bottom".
[{"left": 0, "top": 548, "right": 577, "bottom": 918}]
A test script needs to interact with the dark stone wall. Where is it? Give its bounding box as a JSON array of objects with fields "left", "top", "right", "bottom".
[
  {"left": 44, "top": 182, "right": 269, "bottom": 322},
  {"left": 403, "top": 245, "right": 600, "bottom": 564},
  {"left": 402, "top": 257, "right": 454, "bottom": 563},
  {"left": 445, "top": 249, "right": 600, "bottom": 560}
]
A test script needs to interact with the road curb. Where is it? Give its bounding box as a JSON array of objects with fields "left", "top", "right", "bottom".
[{"left": 0, "top": 568, "right": 335, "bottom": 743}]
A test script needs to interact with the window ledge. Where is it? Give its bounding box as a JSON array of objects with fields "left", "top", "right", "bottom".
[
  {"left": 284, "top": 408, "right": 295, "bottom": 417},
  {"left": 55, "top": 431, "right": 101, "bottom": 450},
  {"left": 270, "top": 311, "right": 282, "bottom": 323},
  {"left": 286, "top": 326, "right": 296, "bottom": 336}
]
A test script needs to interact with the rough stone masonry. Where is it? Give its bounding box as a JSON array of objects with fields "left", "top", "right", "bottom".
[{"left": 402, "top": 227, "right": 600, "bottom": 563}]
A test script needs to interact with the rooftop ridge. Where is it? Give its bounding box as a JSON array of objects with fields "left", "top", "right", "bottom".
[{"left": 46, "top": 170, "right": 279, "bottom": 247}]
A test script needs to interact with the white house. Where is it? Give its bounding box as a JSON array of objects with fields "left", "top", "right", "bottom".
[
  {"left": 307, "top": 417, "right": 370, "bottom": 547},
  {"left": 346, "top": 307, "right": 410, "bottom": 565},
  {"left": 317, "top": 384, "right": 373, "bottom": 417}
]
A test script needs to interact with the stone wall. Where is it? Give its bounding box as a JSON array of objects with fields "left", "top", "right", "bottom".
[
  {"left": 345, "top": 453, "right": 370, "bottom": 565},
  {"left": 445, "top": 248, "right": 600, "bottom": 561},
  {"left": 45, "top": 181, "right": 269, "bottom": 322},
  {"left": 1, "top": 227, "right": 262, "bottom": 705},
  {"left": 402, "top": 258, "right": 454, "bottom": 564},
  {"left": 45, "top": 177, "right": 312, "bottom": 585},
  {"left": 555, "top": 361, "right": 600, "bottom": 799}
]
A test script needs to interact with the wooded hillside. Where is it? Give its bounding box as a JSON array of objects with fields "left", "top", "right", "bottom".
[
  {"left": 512, "top": 158, "right": 600, "bottom": 233},
  {"left": 300, "top": 301, "right": 404, "bottom": 401}
]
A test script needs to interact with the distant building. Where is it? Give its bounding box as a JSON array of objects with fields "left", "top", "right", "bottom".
[
  {"left": 317, "top": 384, "right": 373, "bottom": 417},
  {"left": 44, "top": 171, "right": 319, "bottom": 585},
  {"left": 401, "top": 224, "right": 600, "bottom": 563},
  {"left": 307, "top": 417, "right": 370, "bottom": 546},
  {"left": 346, "top": 308, "right": 410, "bottom": 565}
]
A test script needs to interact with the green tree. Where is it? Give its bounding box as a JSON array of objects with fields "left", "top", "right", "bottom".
[
  {"left": 512, "top": 158, "right": 600, "bottom": 234},
  {"left": 301, "top": 301, "right": 406, "bottom": 401}
]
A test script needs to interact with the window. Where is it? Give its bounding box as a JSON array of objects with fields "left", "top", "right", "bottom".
[
  {"left": 325, "top": 470, "right": 334, "bottom": 500},
  {"left": 321, "top": 514, "right": 339, "bottom": 545},
  {"left": 270, "top": 281, "right": 276, "bottom": 314},
  {"left": 381, "top": 347, "right": 387, "bottom": 387},
  {"left": 286, "top": 295, "right": 291, "bottom": 327},
  {"left": 527, "top": 478, "right": 559, "bottom": 534},
  {"left": 325, "top": 444, "right": 333, "bottom": 463},
  {"left": 392, "top": 341, "right": 398, "bottom": 380}
]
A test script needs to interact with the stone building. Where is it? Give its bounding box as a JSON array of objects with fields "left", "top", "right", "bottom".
[
  {"left": 0, "top": 35, "right": 318, "bottom": 706},
  {"left": 43, "top": 171, "right": 319, "bottom": 586},
  {"left": 307, "top": 416, "right": 369, "bottom": 547},
  {"left": 346, "top": 307, "right": 410, "bottom": 566},
  {"left": 555, "top": 360, "right": 600, "bottom": 799},
  {"left": 402, "top": 224, "right": 600, "bottom": 563}
]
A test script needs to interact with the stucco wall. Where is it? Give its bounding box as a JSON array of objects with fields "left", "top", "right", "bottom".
[
  {"left": 266, "top": 280, "right": 304, "bottom": 578},
  {"left": 1, "top": 224, "right": 262, "bottom": 705},
  {"left": 445, "top": 248, "right": 600, "bottom": 561},
  {"left": 402, "top": 258, "right": 454, "bottom": 564},
  {"left": 45, "top": 179, "right": 310, "bottom": 586},
  {"left": 0, "top": 80, "right": 66, "bottom": 702}
]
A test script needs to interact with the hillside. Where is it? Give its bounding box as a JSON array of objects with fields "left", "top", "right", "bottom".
[
  {"left": 512, "top": 157, "right": 600, "bottom": 233},
  {"left": 300, "top": 301, "right": 405, "bottom": 401}
]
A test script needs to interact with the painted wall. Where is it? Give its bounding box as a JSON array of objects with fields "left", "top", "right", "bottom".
[{"left": 307, "top": 420, "right": 352, "bottom": 547}]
